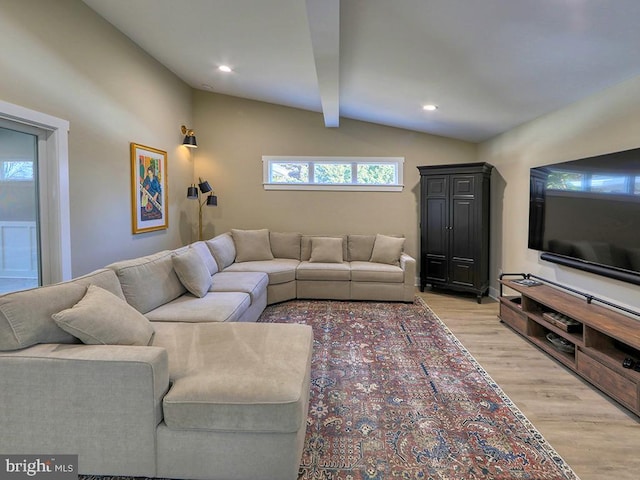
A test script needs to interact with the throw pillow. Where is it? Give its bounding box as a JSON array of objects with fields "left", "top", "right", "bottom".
[
  {"left": 206, "top": 233, "right": 236, "bottom": 270},
  {"left": 309, "top": 237, "right": 344, "bottom": 263},
  {"left": 370, "top": 234, "right": 405, "bottom": 266},
  {"left": 190, "top": 241, "right": 218, "bottom": 275},
  {"left": 52, "top": 285, "right": 155, "bottom": 346},
  {"left": 231, "top": 229, "right": 274, "bottom": 262},
  {"left": 172, "top": 248, "right": 213, "bottom": 297}
]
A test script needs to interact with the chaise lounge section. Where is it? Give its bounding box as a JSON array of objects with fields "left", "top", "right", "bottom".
[{"left": 0, "top": 261, "right": 311, "bottom": 479}]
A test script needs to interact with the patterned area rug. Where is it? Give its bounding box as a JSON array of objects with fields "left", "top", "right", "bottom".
[{"left": 258, "top": 298, "right": 580, "bottom": 480}]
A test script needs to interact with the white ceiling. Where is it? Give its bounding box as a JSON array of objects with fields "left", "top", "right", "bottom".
[{"left": 83, "top": 0, "right": 640, "bottom": 143}]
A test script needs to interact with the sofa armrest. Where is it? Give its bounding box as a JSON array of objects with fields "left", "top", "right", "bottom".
[
  {"left": 400, "top": 253, "right": 417, "bottom": 301},
  {"left": 0, "top": 343, "right": 169, "bottom": 476},
  {"left": 400, "top": 253, "right": 416, "bottom": 282}
]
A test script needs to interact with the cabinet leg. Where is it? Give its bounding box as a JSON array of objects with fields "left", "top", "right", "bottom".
[{"left": 476, "top": 294, "right": 482, "bottom": 304}]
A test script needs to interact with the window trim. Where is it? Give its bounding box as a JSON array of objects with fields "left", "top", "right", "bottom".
[{"left": 262, "top": 156, "right": 404, "bottom": 191}]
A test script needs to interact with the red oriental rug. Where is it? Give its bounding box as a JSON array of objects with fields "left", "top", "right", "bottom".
[{"left": 258, "top": 298, "right": 580, "bottom": 480}]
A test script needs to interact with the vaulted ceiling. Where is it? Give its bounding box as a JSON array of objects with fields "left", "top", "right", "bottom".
[{"left": 83, "top": 0, "right": 640, "bottom": 142}]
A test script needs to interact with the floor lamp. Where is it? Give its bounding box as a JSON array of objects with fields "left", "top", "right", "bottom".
[{"left": 187, "top": 178, "right": 217, "bottom": 240}]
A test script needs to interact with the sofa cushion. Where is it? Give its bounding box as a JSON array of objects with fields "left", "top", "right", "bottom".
[
  {"left": 231, "top": 229, "right": 274, "bottom": 262},
  {"left": 72, "top": 268, "right": 127, "bottom": 301},
  {"left": 370, "top": 234, "right": 405, "bottom": 266},
  {"left": 296, "top": 261, "right": 351, "bottom": 281},
  {"left": 209, "top": 271, "right": 268, "bottom": 303},
  {"left": 269, "top": 231, "right": 301, "bottom": 260},
  {"left": 350, "top": 261, "right": 404, "bottom": 283},
  {"left": 309, "top": 237, "right": 344, "bottom": 263},
  {"left": 153, "top": 321, "right": 313, "bottom": 433},
  {"left": 348, "top": 235, "right": 376, "bottom": 262},
  {"left": 107, "top": 251, "right": 186, "bottom": 314},
  {"left": 206, "top": 233, "right": 236, "bottom": 270},
  {"left": 52, "top": 285, "right": 155, "bottom": 346},
  {"left": 145, "top": 292, "right": 250, "bottom": 323},
  {"left": 0, "top": 269, "right": 122, "bottom": 351},
  {"left": 301, "top": 235, "right": 347, "bottom": 261},
  {"left": 0, "top": 282, "right": 83, "bottom": 351},
  {"left": 224, "top": 259, "right": 299, "bottom": 285},
  {"left": 172, "top": 249, "right": 212, "bottom": 298},
  {"left": 190, "top": 241, "right": 218, "bottom": 275}
]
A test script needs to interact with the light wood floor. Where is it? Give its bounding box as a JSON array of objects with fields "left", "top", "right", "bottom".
[{"left": 418, "top": 289, "right": 640, "bottom": 480}]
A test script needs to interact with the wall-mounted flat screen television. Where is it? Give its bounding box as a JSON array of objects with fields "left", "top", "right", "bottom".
[{"left": 528, "top": 147, "right": 640, "bottom": 285}]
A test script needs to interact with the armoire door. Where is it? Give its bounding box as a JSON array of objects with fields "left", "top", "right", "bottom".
[
  {"left": 422, "top": 175, "right": 448, "bottom": 283},
  {"left": 449, "top": 174, "right": 477, "bottom": 288}
]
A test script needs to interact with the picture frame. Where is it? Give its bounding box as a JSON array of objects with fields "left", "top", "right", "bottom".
[{"left": 130, "top": 143, "right": 168, "bottom": 234}]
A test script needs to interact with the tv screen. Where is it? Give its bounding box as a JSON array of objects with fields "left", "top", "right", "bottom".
[{"left": 528, "top": 147, "right": 640, "bottom": 285}]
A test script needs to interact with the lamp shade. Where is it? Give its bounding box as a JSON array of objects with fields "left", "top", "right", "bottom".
[
  {"left": 206, "top": 194, "right": 218, "bottom": 206},
  {"left": 182, "top": 135, "right": 198, "bottom": 148},
  {"left": 198, "top": 180, "right": 212, "bottom": 193},
  {"left": 187, "top": 185, "right": 198, "bottom": 199}
]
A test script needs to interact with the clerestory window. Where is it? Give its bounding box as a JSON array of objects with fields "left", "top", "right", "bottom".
[{"left": 262, "top": 156, "right": 404, "bottom": 191}]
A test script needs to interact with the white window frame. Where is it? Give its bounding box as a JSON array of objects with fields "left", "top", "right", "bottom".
[
  {"left": 0, "top": 100, "right": 71, "bottom": 283},
  {"left": 262, "top": 156, "right": 404, "bottom": 191}
]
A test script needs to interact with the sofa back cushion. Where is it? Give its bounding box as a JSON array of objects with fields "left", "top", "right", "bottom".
[
  {"left": 301, "top": 235, "right": 347, "bottom": 261},
  {"left": 347, "top": 235, "right": 376, "bottom": 262},
  {"left": 107, "top": 251, "right": 186, "bottom": 314},
  {"left": 206, "top": 233, "right": 236, "bottom": 270},
  {"left": 269, "top": 232, "right": 302, "bottom": 260},
  {"left": 0, "top": 269, "right": 122, "bottom": 351},
  {"left": 231, "top": 229, "right": 274, "bottom": 262},
  {"left": 73, "top": 268, "right": 127, "bottom": 301}
]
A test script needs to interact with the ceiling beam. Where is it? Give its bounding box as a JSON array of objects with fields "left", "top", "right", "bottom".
[{"left": 305, "top": 0, "right": 340, "bottom": 128}]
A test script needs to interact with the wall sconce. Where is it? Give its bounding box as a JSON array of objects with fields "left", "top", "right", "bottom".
[
  {"left": 187, "top": 178, "right": 217, "bottom": 240},
  {"left": 181, "top": 125, "right": 198, "bottom": 148}
]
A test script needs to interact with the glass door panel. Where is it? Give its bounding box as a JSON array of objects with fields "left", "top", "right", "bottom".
[{"left": 0, "top": 126, "right": 39, "bottom": 293}]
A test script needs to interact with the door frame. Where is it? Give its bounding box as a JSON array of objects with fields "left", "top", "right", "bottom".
[{"left": 0, "top": 100, "right": 71, "bottom": 283}]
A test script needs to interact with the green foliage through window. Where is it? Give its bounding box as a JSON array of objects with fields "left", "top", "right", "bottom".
[
  {"left": 264, "top": 157, "right": 403, "bottom": 190},
  {"left": 314, "top": 163, "right": 351, "bottom": 183}
]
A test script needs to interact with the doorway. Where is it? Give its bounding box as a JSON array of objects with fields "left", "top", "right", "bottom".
[
  {"left": 0, "top": 101, "right": 71, "bottom": 294},
  {"left": 0, "top": 124, "right": 42, "bottom": 293}
]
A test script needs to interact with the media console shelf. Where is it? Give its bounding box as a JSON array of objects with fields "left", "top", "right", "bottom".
[{"left": 499, "top": 276, "right": 640, "bottom": 416}]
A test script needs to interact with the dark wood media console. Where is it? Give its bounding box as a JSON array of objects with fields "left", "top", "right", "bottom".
[{"left": 499, "top": 278, "right": 640, "bottom": 416}]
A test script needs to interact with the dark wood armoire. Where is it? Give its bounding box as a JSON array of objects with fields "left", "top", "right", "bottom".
[{"left": 417, "top": 162, "right": 493, "bottom": 303}]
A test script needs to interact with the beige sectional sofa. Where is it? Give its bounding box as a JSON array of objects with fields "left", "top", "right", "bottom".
[
  {"left": 209, "top": 230, "right": 416, "bottom": 304},
  {"left": 0, "top": 229, "right": 415, "bottom": 480}
]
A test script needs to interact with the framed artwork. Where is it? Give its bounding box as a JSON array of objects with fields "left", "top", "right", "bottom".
[{"left": 130, "top": 143, "right": 168, "bottom": 234}]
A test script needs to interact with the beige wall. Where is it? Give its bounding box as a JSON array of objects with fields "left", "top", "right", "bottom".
[
  {"left": 0, "top": 0, "right": 194, "bottom": 277},
  {"left": 6, "top": 0, "right": 637, "bottom": 311},
  {"left": 479, "top": 75, "right": 640, "bottom": 310},
  {"left": 192, "top": 91, "right": 477, "bottom": 262}
]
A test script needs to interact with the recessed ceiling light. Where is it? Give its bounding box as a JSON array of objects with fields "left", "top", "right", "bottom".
[
  {"left": 423, "top": 104, "right": 438, "bottom": 111},
  {"left": 218, "top": 65, "right": 232, "bottom": 73}
]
